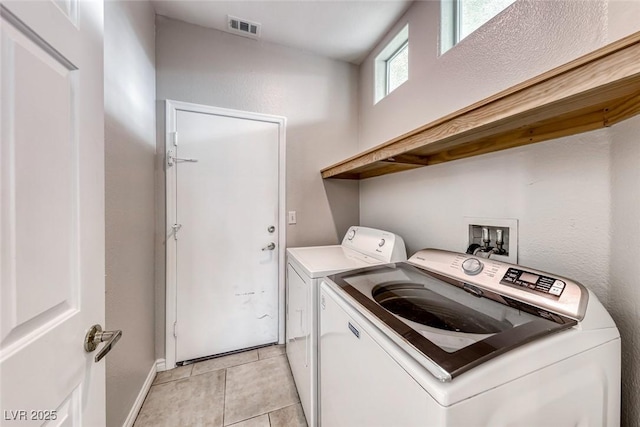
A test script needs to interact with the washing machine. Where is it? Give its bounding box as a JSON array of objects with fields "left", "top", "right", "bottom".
[
  {"left": 286, "top": 226, "right": 407, "bottom": 427},
  {"left": 320, "top": 248, "right": 620, "bottom": 426}
]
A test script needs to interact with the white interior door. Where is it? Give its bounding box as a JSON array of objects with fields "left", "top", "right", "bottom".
[
  {"left": 1, "top": 1, "right": 106, "bottom": 426},
  {"left": 169, "top": 105, "right": 284, "bottom": 363}
]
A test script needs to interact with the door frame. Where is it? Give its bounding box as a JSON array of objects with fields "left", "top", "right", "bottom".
[{"left": 164, "top": 99, "right": 286, "bottom": 369}]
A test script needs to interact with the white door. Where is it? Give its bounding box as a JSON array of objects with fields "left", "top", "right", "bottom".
[
  {"left": 168, "top": 104, "right": 284, "bottom": 364},
  {"left": 1, "top": 1, "right": 106, "bottom": 426}
]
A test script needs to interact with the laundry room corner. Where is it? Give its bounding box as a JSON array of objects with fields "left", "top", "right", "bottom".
[
  {"left": 321, "top": 178, "right": 360, "bottom": 246},
  {"left": 609, "top": 114, "right": 640, "bottom": 426}
]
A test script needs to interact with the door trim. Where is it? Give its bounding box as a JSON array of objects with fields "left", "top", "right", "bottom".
[{"left": 164, "top": 99, "right": 286, "bottom": 369}]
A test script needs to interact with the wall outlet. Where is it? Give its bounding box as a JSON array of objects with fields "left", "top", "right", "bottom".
[
  {"left": 463, "top": 217, "right": 518, "bottom": 264},
  {"left": 288, "top": 211, "right": 297, "bottom": 225}
]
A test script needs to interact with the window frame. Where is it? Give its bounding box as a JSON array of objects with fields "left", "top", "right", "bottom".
[
  {"left": 441, "top": 0, "right": 516, "bottom": 54},
  {"left": 452, "top": 0, "right": 461, "bottom": 47},
  {"left": 385, "top": 40, "right": 409, "bottom": 96},
  {"left": 374, "top": 24, "right": 409, "bottom": 104}
]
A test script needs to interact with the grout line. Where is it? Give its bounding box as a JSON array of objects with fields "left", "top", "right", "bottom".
[
  {"left": 227, "top": 414, "right": 271, "bottom": 427},
  {"left": 189, "top": 357, "right": 258, "bottom": 379},
  {"left": 153, "top": 363, "right": 195, "bottom": 386},
  {"left": 258, "top": 348, "right": 286, "bottom": 361},
  {"left": 223, "top": 395, "right": 300, "bottom": 426},
  {"left": 222, "top": 368, "right": 227, "bottom": 427},
  {"left": 189, "top": 352, "right": 286, "bottom": 380}
]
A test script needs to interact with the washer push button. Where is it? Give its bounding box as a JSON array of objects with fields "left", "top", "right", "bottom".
[
  {"left": 502, "top": 268, "right": 519, "bottom": 283},
  {"left": 548, "top": 280, "right": 566, "bottom": 296}
]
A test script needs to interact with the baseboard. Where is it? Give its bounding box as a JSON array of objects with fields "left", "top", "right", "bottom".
[
  {"left": 156, "top": 358, "right": 166, "bottom": 372},
  {"left": 122, "top": 360, "right": 158, "bottom": 427}
]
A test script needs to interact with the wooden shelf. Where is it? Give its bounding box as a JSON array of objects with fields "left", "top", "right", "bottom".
[{"left": 322, "top": 31, "right": 640, "bottom": 180}]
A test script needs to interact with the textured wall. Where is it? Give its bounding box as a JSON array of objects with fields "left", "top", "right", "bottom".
[
  {"left": 155, "top": 15, "right": 360, "bottom": 359},
  {"left": 357, "top": 1, "right": 640, "bottom": 425},
  {"left": 359, "top": 0, "right": 613, "bottom": 151},
  {"left": 361, "top": 132, "right": 612, "bottom": 294},
  {"left": 104, "top": 1, "right": 157, "bottom": 426},
  {"left": 610, "top": 115, "right": 640, "bottom": 427}
]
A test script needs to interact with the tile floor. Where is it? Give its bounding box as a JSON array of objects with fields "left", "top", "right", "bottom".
[{"left": 134, "top": 345, "right": 308, "bottom": 427}]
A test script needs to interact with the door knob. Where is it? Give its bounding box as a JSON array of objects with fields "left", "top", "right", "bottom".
[
  {"left": 262, "top": 242, "right": 276, "bottom": 251},
  {"left": 84, "top": 324, "right": 122, "bottom": 363}
]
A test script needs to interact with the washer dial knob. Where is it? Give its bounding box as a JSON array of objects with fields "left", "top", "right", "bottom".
[
  {"left": 347, "top": 229, "right": 356, "bottom": 240},
  {"left": 462, "top": 258, "right": 484, "bottom": 275},
  {"left": 378, "top": 238, "right": 386, "bottom": 247}
]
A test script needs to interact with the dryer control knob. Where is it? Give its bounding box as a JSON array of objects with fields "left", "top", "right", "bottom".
[
  {"left": 347, "top": 229, "right": 356, "bottom": 240},
  {"left": 462, "top": 258, "right": 484, "bottom": 276},
  {"left": 378, "top": 239, "right": 386, "bottom": 247}
]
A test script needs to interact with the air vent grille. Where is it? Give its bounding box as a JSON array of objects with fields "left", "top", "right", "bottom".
[{"left": 228, "top": 15, "right": 261, "bottom": 38}]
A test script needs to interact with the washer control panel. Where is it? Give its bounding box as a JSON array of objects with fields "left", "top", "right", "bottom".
[
  {"left": 462, "top": 258, "right": 484, "bottom": 275},
  {"left": 408, "top": 249, "right": 588, "bottom": 320},
  {"left": 501, "top": 268, "right": 566, "bottom": 297},
  {"left": 341, "top": 226, "right": 407, "bottom": 263}
]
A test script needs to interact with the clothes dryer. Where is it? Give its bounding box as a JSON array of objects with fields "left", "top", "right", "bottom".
[{"left": 286, "top": 226, "right": 406, "bottom": 427}]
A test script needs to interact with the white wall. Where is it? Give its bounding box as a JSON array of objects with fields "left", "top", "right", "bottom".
[
  {"left": 155, "top": 15, "right": 360, "bottom": 359},
  {"left": 104, "top": 2, "right": 156, "bottom": 426},
  {"left": 357, "top": 1, "right": 640, "bottom": 425},
  {"left": 609, "top": 114, "right": 640, "bottom": 427}
]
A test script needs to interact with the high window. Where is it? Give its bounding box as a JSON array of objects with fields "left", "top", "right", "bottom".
[
  {"left": 441, "top": 0, "right": 516, "bottom": 53},
  {"left": 375, "top": 25, "right": 409, "bottom": 103}
]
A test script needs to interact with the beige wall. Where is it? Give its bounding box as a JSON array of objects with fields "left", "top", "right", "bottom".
[
  {"left": 104, "top": 1, "right": 157, "bottom": 426},
  {"left": 154, "top": 15, "right": 360, "bottom": 359},
  {"left": 357, "top": 1, "right": 640, "bottom": 425}
]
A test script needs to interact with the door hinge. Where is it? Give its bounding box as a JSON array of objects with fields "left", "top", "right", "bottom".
[
  {"left": 173, "top": 321, "right": 177, "bottom": 338},
  {"left": 172, "top": 131, "right": 178, "bottom": 146}
]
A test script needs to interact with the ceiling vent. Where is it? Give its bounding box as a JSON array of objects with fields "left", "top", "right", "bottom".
[{"left": 227, "top": 15, "right": 261, "bottom": 39}]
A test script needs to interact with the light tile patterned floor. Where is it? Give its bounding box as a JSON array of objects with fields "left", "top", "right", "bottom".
[{"left": 134, "top": 345, "right": 307, "bottom": 427}]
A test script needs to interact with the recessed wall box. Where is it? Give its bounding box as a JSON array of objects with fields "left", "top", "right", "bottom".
[{"left": 464, "top": 217, "right": 518, "bottom": 263}]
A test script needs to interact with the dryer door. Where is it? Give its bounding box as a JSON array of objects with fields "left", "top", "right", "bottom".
[{"left": 285, "top": 262, "right": 312, "bottom": 423}]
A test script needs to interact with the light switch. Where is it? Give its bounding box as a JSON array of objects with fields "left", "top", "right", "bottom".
[{"left": 288, "top": 211, "right": 297, "bottom": 225}]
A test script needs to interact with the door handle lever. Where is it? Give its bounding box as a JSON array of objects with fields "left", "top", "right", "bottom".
[
  {"left": 262, "top": 242, "right": 276, "bottom": 251},
  {"left": 84, "top": 324, "right": 123, "bottom": 363},
  {"left": 167, "top": 149, "right": 198, "bottom": 167}
]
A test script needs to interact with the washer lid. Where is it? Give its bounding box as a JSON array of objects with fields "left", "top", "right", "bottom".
[
  {"left": 328, "top": 262, "right": 577, "bottom": 381},
  {"left": 371, "top": 281, "right": 513, "bottom": 334}
]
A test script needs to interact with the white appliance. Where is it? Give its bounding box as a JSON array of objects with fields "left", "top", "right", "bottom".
[
  {"left": 320, "top": 249, "right": 620, "bottom": 426},
  {"left": 286, "top": 226, "right": 407, "bottom": 427}
]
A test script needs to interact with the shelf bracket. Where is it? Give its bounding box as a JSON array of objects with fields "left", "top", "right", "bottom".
[{"left": 383, "top": 154, "right": 430, "bottom": 166}]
